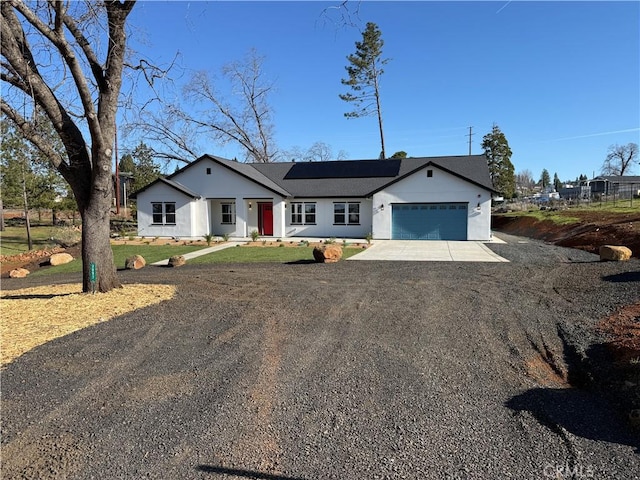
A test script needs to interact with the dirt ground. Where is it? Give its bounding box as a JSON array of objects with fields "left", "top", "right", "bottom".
[
  {"left": 2, "top": 241, "right": 639, "bottom": 479},
  {"left": 492, "top": 209, "right": 640, "bottom": 258}
]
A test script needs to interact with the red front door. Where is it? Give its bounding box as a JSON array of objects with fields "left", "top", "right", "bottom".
[{"left": 258, "top": 203, "right": 273, "bottom": 236}]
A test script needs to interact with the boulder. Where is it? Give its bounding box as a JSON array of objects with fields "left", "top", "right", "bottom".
[
  {"left": 599, "top": 245, "right": 632, "bottom": 262},
  {"left": 49, "top": 252, "right": 74, "bottom": 266},
  {"left": 168, "top": 255, "right": 186, "bottom": 267},
  {"left": 125, "top": 254, "right": 146, "bottom": 270},
  {"left": 313, "top": 245, "right": 343, "bottom": 263},
  {"left": 9, "top": 268, "right": 30, "bottom": 278}
]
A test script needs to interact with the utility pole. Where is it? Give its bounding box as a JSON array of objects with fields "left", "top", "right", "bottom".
[{"left": 466, "top": 126, "right": 474, "bottom": 156}]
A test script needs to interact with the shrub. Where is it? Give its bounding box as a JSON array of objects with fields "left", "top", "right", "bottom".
[
  {"left": 203, "top": 233, "right": 215, "bottom": 246},
  {"left": 250, "top": 230, "right": 260, "bottom": 242},
  {"left": 51, "top": 226, "right": 82, "bottom": 248},
  {"left": 325, "top": 237, "right": 336, "bottom": 245},
  {"left": 365, "top": 232, "right": 373, "bottom": 245},
  {"left": 222, "top": 233, "right": 230, "bottom": 242}
]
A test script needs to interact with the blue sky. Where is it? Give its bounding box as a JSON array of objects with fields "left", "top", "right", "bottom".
[{"left": 124, "top": 1, "right": 640, "bottom": 181}]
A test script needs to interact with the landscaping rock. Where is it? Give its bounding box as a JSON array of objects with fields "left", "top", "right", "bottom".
[
  {"left": 49, "top": 252, "right": 74, "bottom": 266},
  {"left": 168, "top": 255, "right": 186, "bottom": 267},
  {"left": 125, "top": 255, "right": 146, "bottom": 270},
  {"left": 313, "top": 245, "right": 343, "bottom": 263},
  {"left": 599, "top": 245, "right": 632, "bottom": 262},
  {"left": 9, "top": 268, "right": 30, "bottom": 278}
]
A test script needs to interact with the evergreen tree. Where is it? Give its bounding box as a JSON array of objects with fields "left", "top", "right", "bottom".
[
  {"left": 340, "top": 22, "right": 389, "bottom": 159},
  {"left": 553, "top": 172, "right": 562, "bottom": 192},
  {"left": 481, "top": 124, "right": 515, "bottom": 198},
  {"left": 540, "top": 169, "right": 551, "bottom": 188}
]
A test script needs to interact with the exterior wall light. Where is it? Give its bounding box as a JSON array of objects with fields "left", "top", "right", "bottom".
[
  {"left": 249, "top": 202, "right": 252, "bottom": 210},
  {"left": 379, "top": 204, "right": 384, "bottom": 211}
]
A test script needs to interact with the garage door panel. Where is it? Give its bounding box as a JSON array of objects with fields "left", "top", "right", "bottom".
[{"left": 391, "top": 203, "right": 467, "bottom": 240}]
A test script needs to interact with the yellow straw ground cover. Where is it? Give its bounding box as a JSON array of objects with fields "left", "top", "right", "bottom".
[{"left": 1, "top": 283, "right": 176, "bottom": 366}]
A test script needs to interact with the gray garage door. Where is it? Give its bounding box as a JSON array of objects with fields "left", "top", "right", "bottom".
[{"left": 391, "top": 203, "right": 468, "bottom": 240}]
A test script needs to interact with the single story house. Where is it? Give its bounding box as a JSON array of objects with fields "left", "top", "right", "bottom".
[
  {"left": 588, "top": 176, "right": 640, "bottom": 198},
  {"left": 132, "top": 154, "right": 496, "bottom": 241}
]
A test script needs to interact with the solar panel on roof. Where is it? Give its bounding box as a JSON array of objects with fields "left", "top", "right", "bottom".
[{"left": 284, "top": 159, "right": 401, "bottom": 179}]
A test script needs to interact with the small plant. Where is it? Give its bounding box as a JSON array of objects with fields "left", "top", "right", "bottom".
[
  {"left": 203, "top": 233, "right": 215, "bottom": 246},
  {"left": 365, "top": 232, "right": 373, "bottom": 245},
  {"left": 154, "top": 236, "right": 159, "bottom": 242},
  {"left": 325, "top": 237, "right": 336, "bottom": 245},
  {"left": 141, "top": 236, "right": 146, "bottom": 240},
  {"left": 279, "top": 243, "right": 285, "bottom": 248},
  {"left": 119, "top": 229, "right": 127, "bottom": 238},
  {"left": 144, "top": 241, "right": 150, "bottom": 245},
  {"left": 128, "top": 235, "right": 135, "bottom": 241},
  {"left": 276, "top": 238, "right": 282, "bottom": 242},
  {"left": 250, "top": 230, "right": 260, "bottom": 242},
  {"left": 262, "top": 240, "right": 267, "bottom": 246},
  {"left": 222, "top": 233, "right": 230, "bottom": 242}
]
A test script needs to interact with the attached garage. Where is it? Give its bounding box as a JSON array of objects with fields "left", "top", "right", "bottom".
[{"left": 391, "top": 203, "right": 468, "bottom": 240}]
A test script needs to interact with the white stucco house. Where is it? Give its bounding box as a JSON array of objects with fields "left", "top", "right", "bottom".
[{"left": 132, "top": 154, "right": 496, "bottom": 241}]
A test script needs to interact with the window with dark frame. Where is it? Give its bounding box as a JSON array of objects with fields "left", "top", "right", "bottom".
[
  {"left": 427, "top": 169, "right": 433, "bottom": 177},
  {"left": 151, "top": 202, "right": 176, "bottom": 225},
  {"left": 164, "top": 203, "right": 176, "bottom": 224},
  {"left": 152, "top": 203, "right": 163, "bottom": 224},
  {"left": 206, "top": 167, "right": 212, "bottom": 175}
]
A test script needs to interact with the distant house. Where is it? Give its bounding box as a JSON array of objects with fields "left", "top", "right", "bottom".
[
  {"left": 588, "top": 176, "right": 640, "bottom": 198},
  {"left": 131, "top": 154, "right": 496, "bottom": 241}
]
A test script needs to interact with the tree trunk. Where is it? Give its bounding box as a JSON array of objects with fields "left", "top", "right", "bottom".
[
  {"left": 21, "top": 161, "right": 33, "bottom": 250},
  {"left": 80, "top": 191, "right": 120, "bottom": 293},
  {"left": 0, "top": 197, "right": 4, "bottom": 231}
]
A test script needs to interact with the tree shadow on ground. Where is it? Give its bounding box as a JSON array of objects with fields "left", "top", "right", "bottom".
[
  {"left": 506, "top": 336, "right": 640, "bottom": 453},
  {"left": 602, "top": 271, "right": 640, "bottom": 283},
  {"left": 284, "top": 259, "right": 316, "bottom": 265},
  {"left": 505, "top": 386, "right": 639, "bottom": 452},
  {"left": 196, "top": 465, "right": 306, "bottom": 480}
]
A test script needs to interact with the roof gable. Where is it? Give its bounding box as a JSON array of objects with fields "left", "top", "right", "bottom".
[{"left": 130, "top": 177, "right": 201, "bottom": 199}]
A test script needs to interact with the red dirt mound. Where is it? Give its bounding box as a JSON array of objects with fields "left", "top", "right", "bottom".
[{"left": 493, "top": 210, "right": 640, "bottom": 258}]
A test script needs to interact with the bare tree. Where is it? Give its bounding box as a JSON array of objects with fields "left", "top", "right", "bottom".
[
  {"left": 281, "top": 141, "right": 347, "bottom": 162},
  {"left": 515, "top": 169, "right": 535, "bottom": 196},
  {"left": 1, "top": 0, "right": 136, "bottom": 292},
  {"left": 601, "top": 143, "right": 638, "bottom": 176},
  {"left": 133, "top": 49, "right": 277, "bottom": 163}
]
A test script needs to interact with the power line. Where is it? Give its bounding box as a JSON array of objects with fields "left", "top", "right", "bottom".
[{"left": 466, "top": 126, "right": 474, "bottom": 156}]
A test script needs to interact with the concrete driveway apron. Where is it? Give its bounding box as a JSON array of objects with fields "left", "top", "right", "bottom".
[{"left": 348, "top": 239, "right": 509, "bottom": 262}]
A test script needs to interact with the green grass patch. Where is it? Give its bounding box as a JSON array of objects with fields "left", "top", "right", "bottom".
[
  {"left": 30, "top": 245, "right": 204, "bottom": 277},
  {"left": 0, "top": 226, "right": 59, "bottom": 256},
  {"left": 499, "top": 210, "right": 581, "bottom": 225},
  {"left": 189, "top": 246, "right": 363, "bottom": 264}
]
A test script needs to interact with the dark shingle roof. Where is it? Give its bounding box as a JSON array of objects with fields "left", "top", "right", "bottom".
[
  {"left": 130, "top": 177, "right": 201, "bottom": 199},
  {"left": 134, "top": 154, "right": 495, "bottom": 199},
  {"left": 252, "top": 155, "right": 495, "bottom": 197}
]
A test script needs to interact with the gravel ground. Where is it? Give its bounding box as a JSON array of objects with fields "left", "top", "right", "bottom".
[{"left": 2, "top": 234, "right": 639, "bottom": 480}]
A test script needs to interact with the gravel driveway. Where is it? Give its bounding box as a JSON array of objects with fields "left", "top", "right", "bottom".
[{"left": 2, "top": 234, "right": 639, "bottom": 479}]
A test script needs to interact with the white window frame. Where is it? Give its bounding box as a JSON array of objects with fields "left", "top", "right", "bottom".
[
  {"left": 291, "top": 202, "right": 316, "bottom": 225},
  {"left": 334, "top": 202, "right": 360, "bottom": 225},
  {"left": 151, "top": 202, "right": 176, "bottom": 225},
  {"left": 221, "top": 202, "right": 236, "bottom": 224}
]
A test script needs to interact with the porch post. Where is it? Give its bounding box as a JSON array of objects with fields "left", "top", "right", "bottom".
[
  {"left": 273, "top": 199, "right": 286, "bottom": 238},
  {"left": 236, "top": 196, "right": 247, "bottom": 238}
]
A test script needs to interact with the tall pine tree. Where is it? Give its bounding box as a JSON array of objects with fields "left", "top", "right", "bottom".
[
  {"left": 339, "top": 22, "right": 389, "bottom": 159},
  {"left": 481, "top": 124, "right": 515, "bottom": 198}
]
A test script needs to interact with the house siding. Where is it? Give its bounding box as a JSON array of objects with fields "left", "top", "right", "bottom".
[
  {"left": 285, "top": 198, "right": 372, "bottom": 238},
  {"left": 137, "top": 183, "right": 196, "bottom": 238},
  {"left": 371, "top": 166, "right": 492, "bottom": 240}
]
